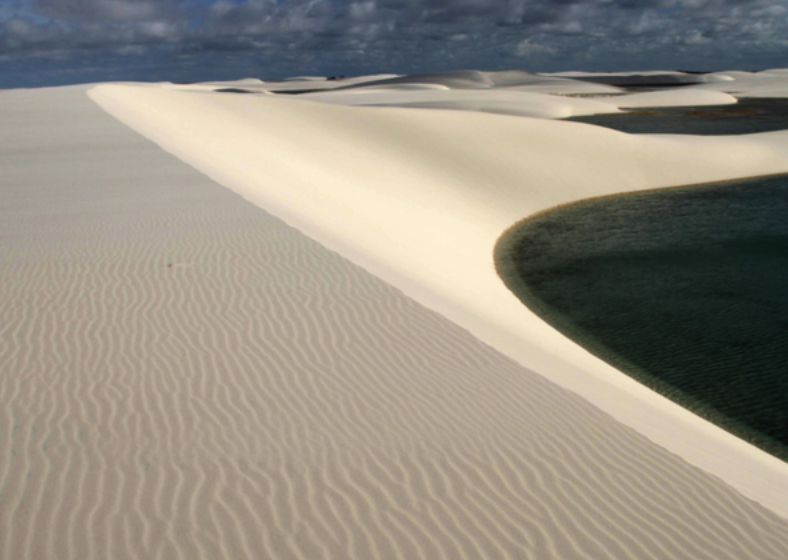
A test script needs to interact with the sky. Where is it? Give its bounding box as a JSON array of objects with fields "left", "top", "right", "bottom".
[{"left": 1, "top": 0, "right": 788, "bottom": 88}]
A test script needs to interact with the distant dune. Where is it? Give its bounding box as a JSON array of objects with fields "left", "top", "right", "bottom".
[{"left": 3, "top": 69, "right": 788, "bottom": 559}]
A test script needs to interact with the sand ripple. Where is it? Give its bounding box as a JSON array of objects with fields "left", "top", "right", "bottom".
[{"left": 2, "top": 86, "right": 788, "bottom": 559}]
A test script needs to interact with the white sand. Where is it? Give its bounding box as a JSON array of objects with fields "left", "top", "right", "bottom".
[
  {"left": 547, "top": 70, "right": 733, "bottom": 86},
  {"left": 90, "top": 77, "right": 788, "bottom": 519},
  {"left": 188, "top": 68, "right": 788, "bottom": 103},
  {"left": 3, "top": 73, "right": 788, "bottom": 558},
  {"left": 549, "top": 69, "right": 788, "bottom": 99},
  {"left": 611, "top": 89, "right": 737, "bottom": 108},
  {"left": 296, "top": 87, "right": 738, "bottom": 118},
  {"left": 296, "top": 88, "right": 622, "bottom": 118},
  {"left": 333, "top": 69, "right": 624, "bottom": 95},
  {"left": 693, "top": 70, "right": 788, "bottom": 98},
  {"left": 254, "top": 70, "right": 754, "bottom": 118}
]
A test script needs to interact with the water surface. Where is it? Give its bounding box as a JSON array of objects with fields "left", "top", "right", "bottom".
[
  {"left": 570, "top": 98, "right": 788, "bottom": 135},
  {"left": 496, "top": 175, "right": 788, "bottom": 461}
]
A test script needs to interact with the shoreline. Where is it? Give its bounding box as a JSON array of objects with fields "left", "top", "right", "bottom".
[
  {"left": 504, "top": 169, "right": 788, "bottom": 226},
  {"left": 494, "top": 173, "right": 788, "bottom": 463}
]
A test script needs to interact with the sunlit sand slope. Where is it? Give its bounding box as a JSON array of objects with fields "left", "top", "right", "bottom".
[
  {"left": 3, "top": 85, "right": 788, "bottom": 559},
  {"left": 90, "top": 83, "right": 788, "bottom": 516}
]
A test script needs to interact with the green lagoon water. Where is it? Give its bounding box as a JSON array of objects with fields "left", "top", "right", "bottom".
[
  {"left": 496, "top": 175, "right": 788, "bottom": 460},
  {"left": 569, "top": 98, "right": 788, "bottom": 135}
]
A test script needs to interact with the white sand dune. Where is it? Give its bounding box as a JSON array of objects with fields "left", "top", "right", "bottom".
[
  {"left": 297, "top": 88, "right": 622, "bottom": 119},
  {"left": 547, "top": 70, "right": 730, "bottom": 87},
  {"left": 189, "top": 68, "right": 788, "bottom": 103},
  {"left": 611, "top": 89, "right": 738, "bottom": 108},
  {"left": 260, "top": 74, "right": 401, "bottom": 93},
  {"left": 692, "top": 70, "right": 788, "bottom": 98},
  {"left": 297, "top": 87, "right": 738, "bottom": 118},
  {"left": 230, "top": 68, "right": 623, "bottom": 100},
  {"left": 3, "top": 77, "right": 788, "bottom": 560},
  {"left": 89, "top": 81, "right": 788, "bottom": 519},
  {"left": 332, "top": 69, "right": 513, "bottom": 89},
  {"left": 494, "top": 76, "right": 622, "bottom": 95},
  {"left": 553, "top": 68, "right": 788, "bottom": 99},
  {"left": 328, "top": 69, "right": 623, "bottom": 95},
  {"left": 293, "top": 69, "right": 622, "bottom": 97},
  {"left": 168, "top": 74, "right": 402, "bottom": 95},
  {"left": 249, "top": 68, "right": 775, "bottom": 119}
]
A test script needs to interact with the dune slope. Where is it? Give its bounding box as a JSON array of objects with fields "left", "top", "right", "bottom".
[
  {"left": 89, "top": 83, "right": 788, "bottom": 516},
  {"left": 3, "top": 85, "right": 788, "bottom": 559}
]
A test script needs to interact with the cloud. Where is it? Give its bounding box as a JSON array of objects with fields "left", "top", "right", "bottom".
[
  {"left": 34, "top": 0, "right": 171, "bottom": 21},
  {"left": 685, "top": 29, "right": 712, "bottom": 44},
  {"left": 515, "top": 38, "right": 556, "bottom": 57},
  {"left": 1, "top": 0, "right": 788, "bottom": 87}
]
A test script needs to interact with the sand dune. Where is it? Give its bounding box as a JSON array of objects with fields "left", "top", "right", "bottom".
[
  {"left": 556, "top": 69, "right": 788, "bottom": 99},
  {"left": 693, "top": 70, "right": 788, "bottom": 98},
  {"left": 297, "top": 88, "right": 622, "bottom": 119},
  {"left": 198, "top": 68, "right": 624, "bottom": 98},
  {"left": 189, "top": 68, "right": 788, "bottom": 104},
  {"left": 548, "top": 70, "right": 731, "bottom": 87},
  {"left": 323, "top": 69, "right": 622, "bottom": 95},
  {"left": 3, "top": 78, "right": 788, "bottom": 559},
  {"left": 611, "top": 89, "right": 737, "bottom": 108},
  {"left": 290, "top": 70, "right": 748, "bottom": 116},
  {"left": 89, "top": 80, "right": 788, "bottom": 518},
  {"left": 228, "top": 68, "right": 782, "bottom": 119},
  {"left": 297, "top": 87, "right": 738, "bottom": 118}
]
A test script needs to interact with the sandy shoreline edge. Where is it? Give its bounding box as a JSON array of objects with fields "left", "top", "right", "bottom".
[{"left": 494, "top": 173, "right": 788, "bottom": 462}]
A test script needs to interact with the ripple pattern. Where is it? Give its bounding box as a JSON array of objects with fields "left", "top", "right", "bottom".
[{"left": 2, "top": 86, "right": 788, "bottom": 559}]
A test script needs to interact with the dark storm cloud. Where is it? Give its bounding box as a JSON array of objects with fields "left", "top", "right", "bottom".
[
  {"left": 1, "top": 0, "right": 787, "bottom": 87},
  {"left": 33, "top": 0, "right": 171, "bottom": 21}
]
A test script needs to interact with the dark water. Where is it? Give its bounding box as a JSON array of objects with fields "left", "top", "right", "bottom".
[
  {"left": 495, "top": 175, "right": 788, "bottom": 461},
  {"left": 569, "top": 98, "right": 788, "bottom": 135}
]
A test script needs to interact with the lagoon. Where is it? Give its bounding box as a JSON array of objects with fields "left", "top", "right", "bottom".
[
  {"left": 496, "top": 175, "right": 788, "bottom": 461},
  {"left": 570, "top": 98, "right": 788, "bottom": 135}
]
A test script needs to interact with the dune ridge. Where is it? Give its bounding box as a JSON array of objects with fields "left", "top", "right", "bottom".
[
  {"left": 88, "top": 80, "right": 788, "bottom": 516},
  {"left": 188, "top": 68, "right": 788, "bottom": 101},
  {"left": 3, "top": 84, "right": 788, "bottom": 558}
]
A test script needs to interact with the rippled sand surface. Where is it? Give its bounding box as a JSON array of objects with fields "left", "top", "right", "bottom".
[{"left": 3, "top": 86, "right": 788, "bottom": 559}]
